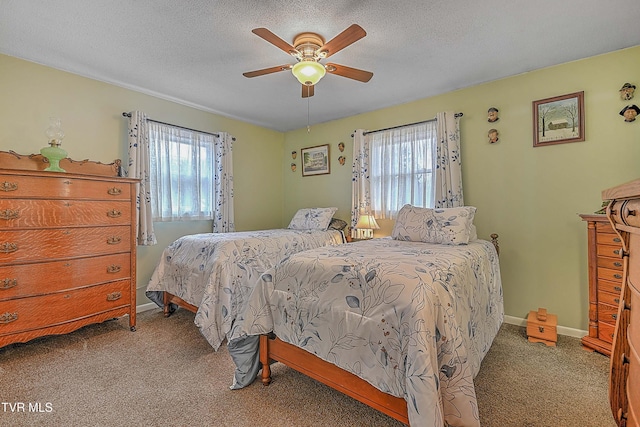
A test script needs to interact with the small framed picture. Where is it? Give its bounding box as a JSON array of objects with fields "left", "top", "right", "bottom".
[
  {"left": 301, "top": 144, "right": 330, "bottom": 176},
  {"left": 533, "top": 91, "right": 585, "bottom": 147}
]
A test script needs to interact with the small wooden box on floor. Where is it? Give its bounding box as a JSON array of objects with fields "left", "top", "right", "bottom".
[{"left": 527, "top": 308, "right": 558, "bottom": 346}]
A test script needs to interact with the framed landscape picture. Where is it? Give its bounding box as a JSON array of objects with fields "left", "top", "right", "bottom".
[
  {"left": 301, "top": 144, "right": 330, "bottom": 176},
  {"left": 533, "top": 91, "right": 585, "bottom": 147}
]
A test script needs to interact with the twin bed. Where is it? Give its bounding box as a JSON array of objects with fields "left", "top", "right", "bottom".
[
  {"left": 147, "top": 205, "right": 503, "bottom": 426},
  {"left": 145, "top": 207, "right": 345, "bottom": 350}
]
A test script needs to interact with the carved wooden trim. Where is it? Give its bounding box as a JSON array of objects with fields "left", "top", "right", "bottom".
[{"left": 0, "top": 150, "right": 121, "bottom": 177}]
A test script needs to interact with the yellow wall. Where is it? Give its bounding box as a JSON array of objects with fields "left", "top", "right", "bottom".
[
  {"left": 283, "top": 46, "right": 640, "bottom": 331},
  {"left": 0, "top": 54, "right": 285, "bottom": 305}
]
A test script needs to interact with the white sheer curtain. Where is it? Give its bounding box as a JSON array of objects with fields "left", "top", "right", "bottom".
[
  {"left": 148, "top": 123, "right": 235, "bottom": 232},
  {"left": 351, "top": 111, "right": 464, "bottom": 229},
  {"left": 127, "top": 111, "right": 157, "bottom": 246},
  {"left": 149, "top": 122, "right": 215, "bottom": 221},
  {"left": 435, "top": 112, "right": 464, "bottom": 207},
  {"left": 212, "top": 132, "right": 235, "bottom": 233},
  {"left": 369, "top": 121, "right": 437, "bottom": 218}
]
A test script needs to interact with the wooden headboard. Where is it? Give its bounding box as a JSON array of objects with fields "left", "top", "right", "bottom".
[{"left": 0, "top": 150, "right": 122, "bottom": 177}]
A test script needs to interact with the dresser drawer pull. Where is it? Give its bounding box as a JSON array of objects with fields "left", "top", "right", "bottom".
[
  {"left": 106, "top": 292, "right": 122, "bottom": 301},
  {"left": 626, "top": 208, "right": 636, "bottom": 216},
  {"left": 106, "top": 236, "right": 122, "bottom": 245},
  {"left": 0, "top": 312, "right": 18, "bottom": 324},
  {"left": 612, "top": 314, "right": 617, "bottom": 320},
  {"left": 107, "top": 209, "right": 122, "bottom": 218},
  {"left": 107, "top": 265, "right": 122, "bottom": 274},
  {"left": 614, "top": 262, "right": 622, "bottom": 267},
  {"left": 615, "top": 298, "right": 620, "bottom": 304},
  {"left": 613, "top": 237, "right": 621, "bottom": 243},
  {"left": 1, "top": 278, "right": 17, "bottom": 290},
  {"left": 107, "top": 187, "right": 123, "bottom": 196},
  {"left": 0, "top": 182, "right": 18, "bottom": 192},
  {"left": 0, "top": 209, "right": 19, "bottom": 220},
  {"left": 614, "top": 274, "right": 623, "bottom": 279},
  {"left": 0, "top": 242, "right": 18, "bottom": 253},
  {"left": 613, "top": 249, "right": 620, "bottom": 255},
  {"left": 615, "top": 286, "right": 622, "bottom": 292}
]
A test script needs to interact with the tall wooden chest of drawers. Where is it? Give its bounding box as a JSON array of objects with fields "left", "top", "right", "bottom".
[
  {"left": 0, "top": 152, "right": 138, "bottom": 348},
  {"left": 604, "top": 179, "right": 640, "bottom": 427},
  {"left": 580, "top": 214, "right": 624, "bottom": 356}
]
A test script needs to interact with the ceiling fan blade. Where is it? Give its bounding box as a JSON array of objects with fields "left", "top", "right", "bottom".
[
  {"left": 302, "top": 85, "right": 315, "bottom": 98},
  {"left": 325, "top": 63, "right": 373, "bottom": 82},
  {"left": 252, "top": 28, "right": 298, "bottom": 56},
  {"left": 243, "top": 64, "right": 292, "bottom": 78},
  {"left": 319, "top": 24, "right": 366, "bottom": 58}
]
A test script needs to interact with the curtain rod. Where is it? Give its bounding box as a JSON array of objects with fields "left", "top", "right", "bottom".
[
  {"left": 122, "top": 112, "right": 235, "bottom": 141},
  {"left": 352, "top": 112, "right": 463, "bottom": 137}
]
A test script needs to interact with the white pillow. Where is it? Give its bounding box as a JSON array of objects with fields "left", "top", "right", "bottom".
[
  {"left": 391, "top": 204, "right": 438, "bottom": 242},
  {"left": 287, "top": 207, "right": 338, "bottom": 231},
  {"left": 431, "top": 206, "right": 477, "bottom": 245}
]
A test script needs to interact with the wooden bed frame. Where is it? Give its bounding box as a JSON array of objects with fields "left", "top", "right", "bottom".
[
  {"left": 162, "top": 292, "right": 198, "bottom": 317},
  {"left": 258, "top": 234, "right": 501, "bottom": 426}
]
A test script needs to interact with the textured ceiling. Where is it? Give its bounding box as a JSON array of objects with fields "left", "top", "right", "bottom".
[{"left": 1, "top": 0, "right": 640, "bottom": 132}]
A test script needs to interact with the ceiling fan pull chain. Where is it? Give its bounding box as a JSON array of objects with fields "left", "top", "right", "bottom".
[{"left": 307, "top": 96, "right": 311, "bottom": 133}]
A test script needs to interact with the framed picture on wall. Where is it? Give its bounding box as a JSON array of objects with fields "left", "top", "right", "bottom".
[
  {"left": 533, "top": 91, "right": 585, "bottom": 147},
  {"left": 301, "top": 144, "right": 330, "bottom": 176}
]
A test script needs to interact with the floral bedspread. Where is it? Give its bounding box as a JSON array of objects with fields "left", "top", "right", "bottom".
[
  {"left": 145, "top": 229, "right": 345, "bottom": 350},
  {"left": 229, "top": 238, "right": 503, "bottom": 427}
]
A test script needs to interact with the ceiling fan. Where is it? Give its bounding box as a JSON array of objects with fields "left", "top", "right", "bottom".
[{"left": 243, "top": 24, "right": 373, "bottom": 98}]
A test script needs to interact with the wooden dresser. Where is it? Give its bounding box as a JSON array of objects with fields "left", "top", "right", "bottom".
[
  {"left": 0, "top": 151, "right": 138, "bottom": 348},
  {"left": 604, "top": 178, "right": 640, "bottom": 427},
  {"left": 580, "top": 214, "right": 624, "bottom": 356}
]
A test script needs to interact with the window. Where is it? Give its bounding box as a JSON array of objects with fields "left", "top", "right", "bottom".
[
  {"left": 148, "top": 121, "right": 216, "bottom": 221},
  {"left": 369, "top": 121, "right": 437, "bottom": 219}
]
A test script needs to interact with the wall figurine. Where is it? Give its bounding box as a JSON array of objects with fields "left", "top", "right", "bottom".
[
  {"left": 619, "top": 83, "right": 636, "bottom": 101},
  {"left": 620, "top": 105, "right": 639, "bottom": 122},
  {"left": 338, "top": 142, "right": 345, "bottom": 152},
  {"left": 488, "top": 128, "right": 499, "bottom": 144},
  {"left": 291, "top": 151, "right": 297, "bottom": 159},
  {"left": 291, "top": 163, "right": 297, "bottom": 172},
  {"left": 488, "top": 107, "right": 499, "bottom": 123},
  {"left": 338, "top": 155, "right": 346, "bottom": 165}
]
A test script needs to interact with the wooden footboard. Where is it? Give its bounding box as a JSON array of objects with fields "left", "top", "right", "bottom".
[
  {"left": 259, "top": 334, "right": 409, "bottom": 425},
  {"left": 162, "top": 291, "right": 198, "bottom": 317}
]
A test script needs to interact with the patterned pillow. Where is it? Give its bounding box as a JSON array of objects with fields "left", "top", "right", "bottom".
[
  {"left": 431, "top": 206, "right": 477, "bottom": 245},
  {"left": 391, "top": 204, "right": 438, "bottom": 242},
  {"left": 287, "top": 207, "right": 338, "bottom": 230}
]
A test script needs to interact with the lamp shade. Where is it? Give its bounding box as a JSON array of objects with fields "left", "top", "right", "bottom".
[
  {"left": 355, "top": 214, "right": 380, "bottom": 230},
  {"left": 292, "top": 60, "right": 326, "bottom": 86}
]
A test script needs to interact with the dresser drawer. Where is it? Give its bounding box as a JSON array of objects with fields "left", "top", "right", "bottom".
[
  {"left": 597, "top": 302, "right": 619, "bottom": 326},
  {"left": 597, "top": 267, "right": 625, "bottom": 283},
  {"left": 0, "top": 226, "right": 130, "bottom": 264},
  {"left": 0, "top": 199, "right": 131, "bottom": 228},
  {"left": 596, "top": 231, "right": 623, "bottom": 246},
  {"left": 0, "top": 280, "right": 130, "bottom": 336},
  {"left": 597, "top": 321, "right": 615, "bottom": 344},
  {"left": 597, "top": 279, "right": 623, "bottom": 295},
  {"left": 0, "top": 175, "right": 131, "bottom": 200},
  {"left": 596, "top": 243, "right": 623, "bottom": 258},
  {"left": 597, "top": 289, "right": 621, "bottom": 307},
  {"left": 596, "top": 256, "right": 623, "bottom": 270},
  {"left": 595, "top": 221, "right": 615, "bottom": 234},
  {"left": 0, "top": 253, "right": 131, "bottom": 301}
]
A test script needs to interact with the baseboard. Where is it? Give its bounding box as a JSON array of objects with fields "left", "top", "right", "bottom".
[
  {"left": 136, "top": 302, "right": 159, "bottom": 313},
  {"left": 504, "top": 315, "right": 587, "bottom": 339}
]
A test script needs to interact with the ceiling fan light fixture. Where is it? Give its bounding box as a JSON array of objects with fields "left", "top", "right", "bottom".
[{"left": 292, "top": 60, "right": 326, "bottom": 86}]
